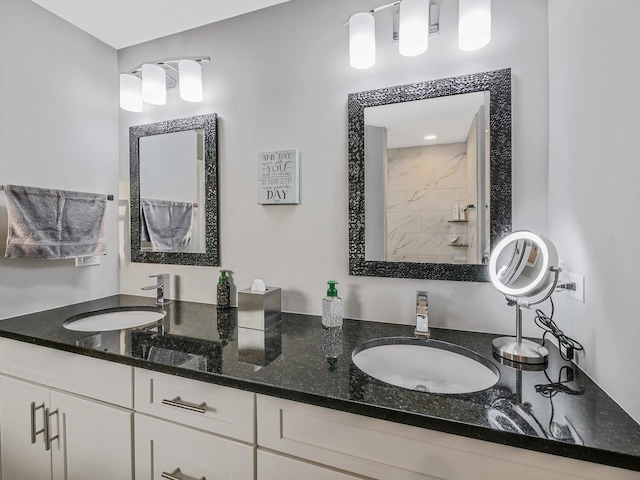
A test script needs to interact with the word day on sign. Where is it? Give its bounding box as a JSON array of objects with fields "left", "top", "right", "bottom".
[{"left": 257, "top": 149, "right": 300, "bottom": 205}]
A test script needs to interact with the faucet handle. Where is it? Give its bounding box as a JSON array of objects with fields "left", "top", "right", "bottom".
[{"left": 149, "top": 273, "right": 170, "bottom": 287}]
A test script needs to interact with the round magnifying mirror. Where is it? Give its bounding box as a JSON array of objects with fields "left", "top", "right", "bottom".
[
  {"left": 488, "top": 231, "right": 559, "bottom": 365},
  {"left": 489, "top": 231, "right": 558, "bottom": 299}
]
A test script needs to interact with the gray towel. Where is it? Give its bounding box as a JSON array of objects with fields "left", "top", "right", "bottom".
[
  {"left": 141, "top": 198, "right": 193, "bottom": 252},
  {"left": 4, "top": 185, "right": 107, "bottom": 259}
]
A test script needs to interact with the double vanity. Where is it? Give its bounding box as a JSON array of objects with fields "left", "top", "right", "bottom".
[{"left": 0, "top": 295, "right": 639, "bottom": 479}]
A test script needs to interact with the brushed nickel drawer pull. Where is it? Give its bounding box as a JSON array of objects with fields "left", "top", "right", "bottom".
[
  {"left": 30, "top": 402, "right": 45, "bottom": 444},
  {"left": 43, "top": 407, "right": 59, "bottom": 451},
  {"left": 161, "top": 396, "right": 207, "bottom": 413},
  {"left": 161, "top": 467, "right": 206, "bottom": 480}
]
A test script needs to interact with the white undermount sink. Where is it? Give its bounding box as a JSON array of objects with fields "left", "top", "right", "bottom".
[
  {"left": 63, "top": 306, "right": 166, "bottom": 332},
  {"left": 352, "top": 337, "right": 499, "bottom": 394}
]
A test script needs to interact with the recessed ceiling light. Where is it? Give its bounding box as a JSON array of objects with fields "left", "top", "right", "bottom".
[{"left": 424, "top": 134, "right": 438, "bottom": 140}]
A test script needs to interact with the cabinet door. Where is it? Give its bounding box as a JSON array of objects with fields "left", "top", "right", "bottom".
[
  {"left": 0, "top": 375, "right": 52, "bottom": 480},
  {"left": 258, "top": 450, "right": 363, "bottom": 480},
  {"left": 50, "top": 390, "right": 133, "bottom": 480},
  {"left": 135, "top": 413, "right": 255, "bottom": 480}
]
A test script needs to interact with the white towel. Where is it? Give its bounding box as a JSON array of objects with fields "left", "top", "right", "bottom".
[
  {"left": 4, "top": 185, "right": 107, "bottom": 259},
  {"left": 141, "top": 198, "right": 193, "bottom": 252}
]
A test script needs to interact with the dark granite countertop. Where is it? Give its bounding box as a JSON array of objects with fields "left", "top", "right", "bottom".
[{"left": 1, "top": 294, "right": 639, "bottom": 472}]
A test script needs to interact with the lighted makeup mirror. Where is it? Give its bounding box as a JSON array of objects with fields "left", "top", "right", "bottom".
[{"left": 489, "top": 231, "right": 560, "bottom": 364}]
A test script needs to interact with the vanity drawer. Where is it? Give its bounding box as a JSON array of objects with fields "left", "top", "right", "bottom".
[
  {"left": 258, "top": 450, "right": 364, "bottom": 480},
  {"left": 135, "top": 413, "right": 254, "bottom": 480},
  {"left": 0, "top": 337, "right": 133, "bottom": 408},
  {"left": 257, "top": 394, "right": 638, "bottom": 480},
  {"left": 134, "top": 368, "right": 255, "bottom": 443}
]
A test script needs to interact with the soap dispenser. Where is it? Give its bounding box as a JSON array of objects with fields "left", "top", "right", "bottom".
[
  {"left": 217, "top": 270, "right": 231, "bottom": 308},
  {"left": 322, "top": 281, "right": 343, "bottom": 328}
]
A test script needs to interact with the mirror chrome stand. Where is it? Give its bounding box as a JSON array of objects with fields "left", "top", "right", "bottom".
[{"left": 492, "top": 267, "right": 561, "bottom": 365}]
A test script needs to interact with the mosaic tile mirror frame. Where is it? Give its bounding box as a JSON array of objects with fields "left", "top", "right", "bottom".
[
  {"left": 130, "top": 113, "right": 219, "bottom": 266},
  {"left": 348, "top": 69, "right": 512, "bottom": 282}
]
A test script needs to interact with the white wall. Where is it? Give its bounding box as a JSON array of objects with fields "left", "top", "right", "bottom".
[
  {"left": 0, "top": 0, "right": 119, "bottom": 318},
  {"left": 119, "top": 0, "right": 549, "bottom": 336},
  {"left": 548, "top": 0, "right": 640, "bottom": 422}
]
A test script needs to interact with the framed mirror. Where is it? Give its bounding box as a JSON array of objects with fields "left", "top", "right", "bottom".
[
  {"left": 348, "top": 69, "right": 511, "bottom": 281},
  {"left": 130, "top": 113, "right": 219, "bottom": 266}
]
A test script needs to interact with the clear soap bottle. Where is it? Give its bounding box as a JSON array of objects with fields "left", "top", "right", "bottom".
[{"left": 322, "top": 280, "right": 343, "bottom": 328}]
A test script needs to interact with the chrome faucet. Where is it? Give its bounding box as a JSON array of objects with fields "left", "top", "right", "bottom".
[
  {"left": 415, "top": 291, "right": 429, "bottom": 338},
  {"left": 142, "top": 274, "right": 170, "bottom": 307}
]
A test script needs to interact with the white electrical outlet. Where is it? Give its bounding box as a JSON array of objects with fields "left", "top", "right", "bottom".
[
  {"left": 75, "top": 255, "right": 101, "bottom": 267},
  {"left": 563, "top": 270, "right": 585, "bottom": 303}
]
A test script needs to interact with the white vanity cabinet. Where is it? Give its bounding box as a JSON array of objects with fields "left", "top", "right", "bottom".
[
  {"left": 0, "top": 338, "right": 134, "bottom": 480},
  {"left": 1, "top": 338, "right": 639, "bottom": 480},
  {"left": 133, "top": 368, "right": 256, "bottom": 480},
  {"left": 0, "top": 375, "right": 51, "bottom": 479},
  {"left": 256, "top": 395, "right": 640, "bottom": 480},
  {"left": 0, "top": 378, "right": 133, "bottom": 480}
]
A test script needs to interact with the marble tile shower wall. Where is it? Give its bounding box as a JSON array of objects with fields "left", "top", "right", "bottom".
[{"left": 386, "top": 143, "right": 472, "bottom": 263}]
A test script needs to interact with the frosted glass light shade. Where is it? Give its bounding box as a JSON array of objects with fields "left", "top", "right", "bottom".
[
  {"left": 458, "top": 0, "right": 491, "bottom": 51},
  {"left": 349, "top": 12, "right": 375, "bottom": 69},
  {"left": 119, "top": 74, "right": 142, "bottom": 112},
  {"left": 141, "top": 63, "right": 166, "bottom": 105},
  {"left": 399, "top": 0, "right": 429, "bottom": 57},
  {"left": 179, "top": 59, "right": 203, "bottom": 102}
]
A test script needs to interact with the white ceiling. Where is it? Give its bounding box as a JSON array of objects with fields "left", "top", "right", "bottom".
[
  {"left": 365, "top": 92, "right": 487, "bottom": 149},
  {"left": 30, "top": 0, "right": 291, "bottom": 49}
]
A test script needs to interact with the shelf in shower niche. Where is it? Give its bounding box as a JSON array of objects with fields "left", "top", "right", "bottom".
[
  {"left": 448, "top": 243, "right": 469, "bottom": 247},
  {"left": 448, "top": 220, "right": 468, "bottom": 223}
]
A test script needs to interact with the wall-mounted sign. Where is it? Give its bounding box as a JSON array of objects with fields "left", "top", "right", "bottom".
[{"left": 257, "top": 149, "right": 299, "bottom": 205}]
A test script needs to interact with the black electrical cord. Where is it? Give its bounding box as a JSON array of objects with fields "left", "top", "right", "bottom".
[
  {"left": 535, "top": 367, "right": 584, "bottom": 397},
  {"left": 534, "top": 297, "right": 584, "bottom": 361},
  {"left": 535, "top": 367, "right": 584, "bottom": 440}
]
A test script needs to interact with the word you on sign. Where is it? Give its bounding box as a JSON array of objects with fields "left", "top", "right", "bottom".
[{"left": 257, "top": 149, "right": 300, "bottom": 205}]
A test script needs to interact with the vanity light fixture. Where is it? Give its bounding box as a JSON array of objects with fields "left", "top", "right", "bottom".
[
  {"left": 178, "top": 59, "right": 203, "bottom": 102},
  {"left": 398, "top": 0, "right": 430, "bottom": 57},
  {"left": 119, "top": 74, "right": 143, "bottom": 112},
  {"left": 119, "top": 56, "right": 210, "bottom": 112},
  {"left": 349, "top": 12, "right": 376, "bottom": 69},
  {"left": 458, "top": 0, "right": 491, "bottom": 51},
  {"left": 347, "top": 0, "right": 490, "bottom": 69},
  {"left": 141, "top": 63, "right": 166, "bottom": 105}
]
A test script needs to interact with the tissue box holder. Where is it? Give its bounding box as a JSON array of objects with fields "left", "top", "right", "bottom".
[{"left": 238, "top": 286, "right": 281, "bottom": 330}]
